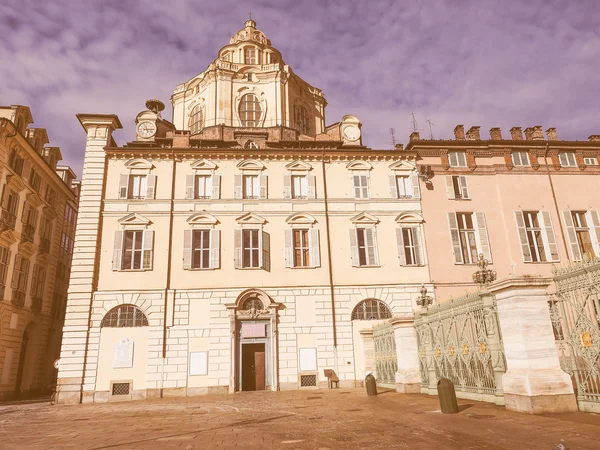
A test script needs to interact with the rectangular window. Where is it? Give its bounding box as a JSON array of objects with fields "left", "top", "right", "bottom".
[
  {"left": 128, "top": 175, "right": 148, "bottom": 199},
  {"left": 352, "top": 174, "right": 369, "bottom": 199},
  {"left": 356, "top": 228, "right": 377, "bottom": 266},
  {"left": 559, "top": 152, "right": 577, "bottom": 167},
  {"left": 29, "top": 168, "right": 41, "bottom": 191},
  {"left": 122, "top": 230, "right": 144, "bottom": 270},
  {"left": 457, "top": 213, "right": 478, "bottom": 264},
  {"left": 293, "top": 229, "right": 310, "bottom": 267},
  {"left": 1, "top": 188, "right": 19, "bottom": 230},
  {"left": 12, "top": 255, "right": 29, "bottom": 295},
  {"left": 448, "top": 151, "right": 467, "bottom": 168},
  {"left": 512, "top": 151, "right": 530, "bottom": 166},
  {"left": 0, "top": 246, "right": 9, "bottom": 298},
  {"left": 191, "top": 229, "right": 211, "bottom": 269},
  {"left": 45, "top": 187, "right": 56, "bottom": 206},
  {"left": 243, "top": 175, "right": 260, "bottom": 199},
  {"left": 572, "top": 211, "right": 596, "bottom": 259},
  {"left": 584, "top": 157, "right": 598, "bottom": 166},
  {"left": 195, "top": 175, "right": 212, "bottom": 199},
  {"left": 244, "top": 48, "right": 256, "bottom": 64},
  {"left": 395, "top": 176, "right": 413, "bottom": 198},
  {"left": 242, "top": 229, "right": 260, "bottom": 268},
  {"left": 8, "top": 149, "right": 24, "bottom": 175},
  {"left": 291, "top": 175, "right": 308, "bottom": 199},
  {"left": 523, "top": 212, "right": 547, "bottom": 262},
  {"left": 402, "top": 228, "right": 418, "bottom": 265}
]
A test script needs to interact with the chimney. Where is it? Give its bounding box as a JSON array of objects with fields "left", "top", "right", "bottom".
[
  {"left": 546, "top": 128, "right": 557, "bottom": 141},
  {"left": 532, "top": 126, "right": 544, "bottom": 140},
  {"left": 489, "top": 127, "right": 503, "bottom": 140},
  {"left": 524, "top": 127, "right": 534, "bottom": 140},
  {"left": 589, "top": 135, "right": 600, "bottom": 142},
  {"left": 466, "top": 126, "right": 481, "bottom": 140},
  {"left": 454, "top": 125, "right": 465, "bottom": 140},
  {"left": 410, "top": 131, "right": 420, "bottom": 141},
  {"left": 510, "top": 127, "right": 523, "bottom": 140}
]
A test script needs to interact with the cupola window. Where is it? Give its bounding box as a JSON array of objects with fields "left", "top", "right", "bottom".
[
  {"left": 244, "top": 47, "right": 257, "bottom": 64},
  {"left": 189, "top": 105, "right": 203, "bottom": 135},
  {"left": 239, "top": 94, "right": 261, "bottom": 127},
  {"left": 296, "top": 106, "right": 310, "bottom": 135}
]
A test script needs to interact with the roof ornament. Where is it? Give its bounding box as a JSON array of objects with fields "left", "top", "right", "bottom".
[
  {"left": 245, "top": 10, "right": 256, "bottom": 28},
  {"left": 145, "top": 99, "right": 165, "bottom": 117}
]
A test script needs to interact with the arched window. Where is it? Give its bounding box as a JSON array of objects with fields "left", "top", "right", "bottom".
[
  {"left": 351, "top": 299, "right": 392, "bottom": 320},
  {"left": 242, "top": 298, "right": 264, "bottom": 311},
  {"left": 244, "top": 140, "right": 259, "bottom": 149},
  {"left": 244, "top": 47, "right": 257, "bottom": 64},
  {"left": 239, "top": 94, "right": 261, "bottom": 127},
  {"left": 222, "top": 52, "right": 230, "bottom": 62},
  {"left": 101, "top": 305, "right": 149, "bottom": 328},
  {"left": 189, "top": 105, "right": 203, "bottom": 135},
  {"left": 296, "top": 106, "right": 309, "bottom": 135}
]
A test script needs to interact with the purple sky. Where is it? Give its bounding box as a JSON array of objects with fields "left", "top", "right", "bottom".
[{"left": 1, "top": 0, "right": 599, "bottom": 176}]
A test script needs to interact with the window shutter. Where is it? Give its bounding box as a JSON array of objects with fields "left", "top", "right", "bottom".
[
  {"left": 32, "top": 208, "right": 38, "bottom": 229},
  {"left": 30, "top": 264, "right": 39, "bottom": 296},
  {"left": 23, "top": 259, "right": 30, "bottom": 291},
  {"left": 259, "top": 175, "right": 268, "bottom": 199},
  {"left": 261, "top": 231, "right": 270, "bottom": 271},
  {"left": 1, "top": 185, "right": 8, "bottom": 209},
  {"left": 411, "top": 174, "right": 421, "bottom": 199},
  {"left": 146, "top": 175, "right": 156, "bottom": 199},
  {"left": 309, "top": 228, "right": 320, "bottom": 267},
  {"left": 396, "top": 228, "right": 406, "bottom": 266},
  {"left": 142, "top": 230, "right": 154, "bottom": 270},
  {"left": 447, "top": 212, "right": 464, "bottom": 264},
  {"left": 186, "top": 175, "right": 195, "bottom": 199},
  {"left": 349, "top": 229, "right": 359, "bottom": 267},
  {"left": 284, "top": 229, "right": 293, "bottom": 267},
  {"left": 209, "top": 229, "right": 220, "bottom": 269},
  {"left": 211, "top": 175, "right": 221, "bottom": 199},
  {"left": 366, "top": 228, "right": 379, "bottom": 266},
  {"left": 459, "top": 176, "right": 469, "bottom": 199},
  {"left": 540, "top": 211, "right": 560, "bottom": 262},
  {"left": 11, "top": 255, "right": 21, "bottom": 289},
  {"left": 412, "top": 227, "right": 423, "bottom": 265},
  {"left": 563, "top": 211, "right": 582, "bottom": 261},
  {"left": 474, "top": 212, "right": 492, "bottom": 262},
  {"left": 559, "top": 153, "right": 567, "bottom": 167},
  {"left": 22, "top": 160, "right": 31, "bottom": 182},
  {"left": 21, "top": 202, "right": 28, "bottom": 224},
  {"left": 183, "top": 230, "right": 192, "bottom": 269},
  {"left": 283, "top": 174, "right": 292, "bottom": 199},
  {"left": 586, "top": 210, "right": 600, "bottom": 257},
  {"left": 112, "top": 231, "right": 123, "bottom": 270},
  {"left": 234, "top": 229, "right": 242, "bottom": 268},
  {"left": 307, "top": 174, "right": 316, "bottom": 199},
  {"left": 445, "top": 176, "right": 456, "bottom": 199},
  {"left": 514, "top": 211, "right": 532, "bottom": 262},
  {"left": 234, "top": 174, "right": 243, "bottom": 199},
  {"left": 389, "top": 175, "right": 398, "bottom": 199},
  {"left": 119, "top": 174, "right": 129, "bottom": 199}
]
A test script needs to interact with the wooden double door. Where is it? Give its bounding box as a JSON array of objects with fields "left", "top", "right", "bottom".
[{"left": 241, "top": 343, "right": 266, "bottom": 391}]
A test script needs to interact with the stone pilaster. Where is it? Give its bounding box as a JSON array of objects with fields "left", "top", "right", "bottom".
[
  {"left": 488, "top": 277, "right": 577, "bottom": 414},
  {"left": 391, "top": 315, "right": 421, "bottom": 393},
  {"left": 56, "top": 114, "right": 121, "bottom": 404},
  {"left": 358, "top": 328, "right": 375, "bottom": 379}
]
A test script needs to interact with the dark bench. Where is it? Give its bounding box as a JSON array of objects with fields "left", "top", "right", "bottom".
[{"left": 323, "top": 369, "right": 339, "bottom": 389}]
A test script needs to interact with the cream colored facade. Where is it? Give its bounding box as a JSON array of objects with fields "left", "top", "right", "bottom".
[
  {"left": 0, "top": 105, "right": 79, "bottom": 400},
  {"left": 56, "top": 20, "right": 431, "bottom": 403}
]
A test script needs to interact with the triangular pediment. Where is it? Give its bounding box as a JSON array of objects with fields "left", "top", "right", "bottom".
[
  {"left": 118, "top": 213, "right": 152, "bottom": 226},
  {"left": 18, "top": 241, "right": 35, "bottom": 257},
  {"left": 350, "top": 212, "right": 379, "bottom": 225},
  {"left": 0, "top": 230, "right": 18, "bottom": 246},
  {"left": 26, "top": 192, "right": 43, "bottom": 208},
  {"left": 237, "top": 159, "right": 265, "bottom": 170},
  {"left": 191, "top": 159, "right": 218, "bottom": 170},
  {"left": 187, "top": 213, "right": 218, "bottom": 225},
  {"left": 236, "top": 212, "right": 267, "bottom": 225},
  {"left": 285, "top": 160, "right": 312, "bottom": 171},
  {"left": 346, "top": 161, "right": 372, "bottom": 171},
  {"left": 125, "top": 158, "right": 154, "bottom": 170},
  {"left": 286, "top": 213, "right": 317, "bottom": 225},
  {"left": 395, "top": 211, "right": 423, "bottom": 224},
  {"left": 6, "top": 175, "right": 27, "bottom": 192},
  {"left": 389, "top": 160, "right": 416, "bottom": 171}
]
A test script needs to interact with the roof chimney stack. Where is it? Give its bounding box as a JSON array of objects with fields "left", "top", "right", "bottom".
[
  {"left": 489, "top": 128, "right": 503, "bottom": 140},
  {"left": 454, "top": 125, "right": 465, "bottom": 140},
  {"left": 510, "top": 127, "right": 523, "bottom": 140},
  {"left": 532, "top": 126, "right": 544, "bottom": 140},
  {"left": 410, "top": 131, "right": 420, "bottom": 141},
  {"left": 466, "top": 126, "right": 481, "bottom": 140},
  {"left": 546, "top": 128, "right": 557, "bottom": 141},
  {"left": 524, "top": 127, "right": 534, "bottom": 140}
]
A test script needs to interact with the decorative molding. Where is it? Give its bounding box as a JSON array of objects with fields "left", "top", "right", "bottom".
[
  {"left": 191, "top": 159, "right": 218, "bottom": 171},
  {"left": 285, "top": 213, "right": 317, "bottom": 225},
  {"left": 235, "top": 212, "right": 266, "bottom": 225},
  {"left": 187, "top": 212, "right": 219, "bottom": 226},
  {"left": 346, "top": 160, "right": 372, "bottom": 171},
  {"left": 284, "top": 160, "right": 312, "bottom": 171},
  {"left": 395, "top": 211, "right": 424, "bottom": 224},
  {"left": 350, "top": 212, "right": 379, "bottom": 225},
  {"left": 117, "top": 213, "right": 152, "bottom": 227},
  {"left": 388, "top": 160, "right": 416, "bottom": 171},
  {"left": 236, "top": 159, "right": 265, "bottom": 171},
  {"left": 124, "top": 158, "right": 154, "bottom": 170}
]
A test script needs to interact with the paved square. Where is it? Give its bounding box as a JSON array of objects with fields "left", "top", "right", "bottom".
[{"left": 1, "top": 389, "right": 599, "bottom": 449}]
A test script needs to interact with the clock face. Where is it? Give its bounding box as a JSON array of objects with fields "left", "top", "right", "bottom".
[
  {"left": 343, "top": 125, "right": 360, "bottom": 141},
  {"left": 137, "top": 121, "right": 157, "bottom": 138}
]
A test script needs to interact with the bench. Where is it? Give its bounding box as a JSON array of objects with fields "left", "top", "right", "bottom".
[{"left": 323, "top": 369, "right": 339, "bottom": 389}]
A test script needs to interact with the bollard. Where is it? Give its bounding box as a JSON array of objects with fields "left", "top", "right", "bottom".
[
  {"left": 365, "top": 373, "right": 377, "bottom": 396},
  {"left": 437, "top": 378, "right": 459, "bottom": 413}
]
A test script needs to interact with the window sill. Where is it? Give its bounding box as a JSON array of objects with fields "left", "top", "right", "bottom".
[
  {"left": 354, "top": 265, "right": 381, "bottom": 268},
  {"left": 114, "top": 269, "right": 151, "bottom": 272},
  {"left": 185, "top": 267, "right": 217, "bottom": 271},
  {"left": 287, "top": 265, "right": 319, "bottom": 269},
  {"left": 236, "top": 267, "right": 266, "bottom": 270},
  {"left": 401, "top": 264, "right": 425, "bottom": 267},
  {"left": 449, "top": 197, "right": 471, "bottom": 201}
]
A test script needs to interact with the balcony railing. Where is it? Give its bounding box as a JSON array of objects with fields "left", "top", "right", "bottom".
[
  {"left": 39, "top": 237, "right": 51, "bottom": 253},
  {"left": 398, "top": 195, "right": 416, "bottom": 200},
  {"left": 22, "top": 224, "right": 35, "bottom": 242},
  {"left": 31, "top": 296, "right": 42, "bottom": 313},
  {"left": 12, "top": 290, "right": 25, "bottom": 308},
  {"left": 0, "top": 208, "right": 17, "bottom": 231}
]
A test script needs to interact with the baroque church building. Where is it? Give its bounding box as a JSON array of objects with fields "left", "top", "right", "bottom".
[{"left": 56, "top": 19, "right": 430, "bottom": 403}]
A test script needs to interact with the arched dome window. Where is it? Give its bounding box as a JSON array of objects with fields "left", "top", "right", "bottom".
[
  {"left": 189, "top": 105, "right": 203, "bottom": 135},
  {"left": 101, "top": 305, "right": 149, "bottom": 328},
  {"left": 296, "top": 106, "right": 310, "bottom": 135},
  {"left": 244, "top": 47, "right": 257, "bottom": 64},
  {"left": 351, "top": 299, "right": 392, "bottom": 320},
  {"left": 239, "top": 94, "right": 261, "bottom": 127},
  {"left": 244, "top": 140, "right": 259, "bottom": 149}
]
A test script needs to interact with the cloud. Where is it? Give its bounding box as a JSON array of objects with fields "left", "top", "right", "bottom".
[{"left": 0, "top": 0, "right": 599, "bottom": 174}]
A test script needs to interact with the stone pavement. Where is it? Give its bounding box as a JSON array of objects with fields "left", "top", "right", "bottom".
[{"left": 1, "top": 389, "right": 599, "bottom": 449}]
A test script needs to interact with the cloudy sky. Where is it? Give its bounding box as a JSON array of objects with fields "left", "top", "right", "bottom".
[{"left": 1, "top": 0, "right": 599, "bottom": 175}]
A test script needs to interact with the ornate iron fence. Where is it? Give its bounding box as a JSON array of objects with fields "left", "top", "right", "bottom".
[
  {"left": 372, "top": 321, "right": 398, "bottom": 387},
  {"left": 414, "top": 289, "right": 506, "bottom": 404},
  {"left": 552, "top": 258, "right": 600, "bottom": 413}
]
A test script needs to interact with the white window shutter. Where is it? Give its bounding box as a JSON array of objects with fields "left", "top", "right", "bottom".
[
  {"left": 447, "top": 212, "right": 464, "bottom": 264},
  {"left": 283, "top": 174, "right": 292, "bottom": 199},
  {"left": 459, "top": 176, "right": 469, "bottom": 199},
  {"left": 396, "top": 228, "right": 406, "bottom": 266},
  {"left": 233, "top": 229, "right": 242, "bottom": 269},
  {"left": 474, "top": 212, "right": 492, "bottom": 263},
  {"left": 563, "top": 211, "right": 582, "bottom": 261},
  {"left": 366, "top": 227, "right": 379, "bottom": 266},
  {"left": 186, "top": 175, "right": 195, "bottom": 199},
  {"left": 234, "top": 174, "right": 243, "bottom": 199},
  {"left": 284, "top": 229, "right": 293, "bottom": 267},
  {"left": 112, "top": 231, "right": 123, "bottom": 270},
  {"left": 540, "top": 211, "right": 560, "bottom": 262},
  {"left": 119, "top": 174, "right": 129, "bottom": 199},
  {"left": 146, "top": 175, "right": 156, "bottom": 199},
  {"left": 389, "top": 175, "right": 398, "bottom": 199},
  {"left": 142, "top": 230, "right": 154, "bottom": 270},
  {"left": 586, "top": 210, "right": 600, "bottom": 257},
  {"left": 210, "top": 229, "right": 220, "bottom": 269},
  {"left": 261, "top": 230, "right": 270, "bottom": 271},
  {"left": 411, "top": 174, "right": 421, "bottom": 199},
  {"left": 352, "top": 175, "right": 360, "bottom": 198},
  {"left": 307, "top": 174, "right": 316, "bottom": 199},
  {"left": 183, "top": 230, "right": 192, "bottom": 269},
  {"left": 445, "top": 176, "right": 456, "bottom": 199},
  {"left": 212, "top": 175, "right": 221, "bottom": 199},
  {"left": 349, "top": 229, "right": 359, "bottom": 267},
  {"left": 259, "top": 175, "right": 268, "bottom": 199},
  {"left": 412, "top": 227, "right": 423, "bottom": 265},
  {"left": 514, "top": 211, "right": 532, "bottom": 262},
  {"left": 449, "top": 152, "right": 457, "bottom": 167},
  {"left": 309, "top": 228, "right": 320, "bottom": 267}
]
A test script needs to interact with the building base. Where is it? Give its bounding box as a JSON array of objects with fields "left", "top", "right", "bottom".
[
  {"left": 395, "top": 382, "right": 421, "bottom": 394},
  {"left": 504, "top": 393, "right": 578, "bottom": 414}
]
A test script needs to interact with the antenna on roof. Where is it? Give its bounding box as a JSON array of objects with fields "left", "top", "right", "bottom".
[
  {"left": 426, "top": 119, "right": 435, "bottom": 139},
  {"left": 410, "top": 112, "right": 419, "bottom": 132},
  {"left": 389, "top": 128, "right": 397, "bottom": 147}
]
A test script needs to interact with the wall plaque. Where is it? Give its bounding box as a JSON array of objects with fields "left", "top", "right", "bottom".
[
  {"left": 113, "top": 338, "right": 134, "bottom": 369},
  {"left": 189, "top": 352, "right": 208, "bottom": 376},
  {"left": 241, "top": 323, "right": 266, "bottom": 338}
]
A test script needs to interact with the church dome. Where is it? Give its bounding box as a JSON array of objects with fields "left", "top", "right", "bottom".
[{"left": 229, "top": 19, "right": 272, "bottom": 46}]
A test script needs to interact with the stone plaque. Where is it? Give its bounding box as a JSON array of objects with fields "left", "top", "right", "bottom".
[
  {"left": 113, "top": 338, "right": 134, "bottom": 369},
  {"left": 241, "top": 323, "right": 266, "bottom": 338},
  {"left": 299, "top": 348, "right": 317, "bottom": 372},
  {"left": 189, "top": 352, "right": 208, "bottom": 376}
]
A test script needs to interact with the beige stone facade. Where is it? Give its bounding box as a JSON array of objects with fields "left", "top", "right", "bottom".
[{"left": 0, "top": 105, "right": 79, "bottom": 400}]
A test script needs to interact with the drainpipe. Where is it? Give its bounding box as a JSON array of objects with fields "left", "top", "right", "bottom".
[{"left": 544, "top": 142, "right": 570, "bottom": 261}]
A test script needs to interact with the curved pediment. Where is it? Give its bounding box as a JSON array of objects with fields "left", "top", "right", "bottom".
[
  {"left": 389, "top": 160, "right": 416, "bottom": 171},
  {"left": 286, "top": 213, "right": 317, "bottom": 225},
  {"left": 187, "top": 213, "right": 218, "bottom": 226},
  {"left": 191, "top": 159, "right": 218, "bottom": 171},
  {"left": 346, "top": 161, "right": 372, "bottom": 171},
  {"left": 125, "top": 158, "right": 154, "bottom": 170},
  {"left": 26, "top": 192, "right": 43, "bottom": 208},
  {"left": 395, "top": 211, "right": 424, "bottom": 224},
  {"left": 6, "top": 175, "right": 27, "bottom": 192},
  {"left": 18, "top": 241, "right": 36, "bottom": 257},
  {"left": 237, "top": 159, "right": 265, "bottom": 171},
  {"left": 236, "top": 212, "right": 267, "bottom": 225},
  {"left": 350, "top": 212, "right": 379, "bottom": 225},
  {"left": 284, "top": 160, "right": 312, "bottom": 171},
  {"left": 118, "top": 213, "right": 152, "bottom": 227},
  {"left": 0, "top": 230, "right": 18, "bottom": 246}
]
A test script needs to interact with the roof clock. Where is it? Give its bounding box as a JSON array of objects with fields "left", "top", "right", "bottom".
[
  {"left": 340, "top": 115, "right": 362, "bottom": 146},
  {"left": 135, "top": 99, "right": 166, "bottom": 141}
]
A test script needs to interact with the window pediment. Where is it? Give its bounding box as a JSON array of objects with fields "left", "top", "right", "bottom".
[
  {"left": 350, "top": 212, "right": 379, "bottom": 225},
  {"left": 26, "top": 192, "right": 43, "bottom": 208},
  {"left": 346, "top": 161, "right": 372, "bottom": 171},
  {"left": 389, "top": 160, "right": 416, "bottom": 171},
  {"left": 285, "top": 160, "right": 312, "bottom": 171},
  {"left": 191, "top": 159, "right": 218, "bottom": 171},
  {"left": 236, "top": 212, "right": 267, "bottom": 225},
  {"left": 237, "top": 159, "right": 265, "bottom": 171},
  {"left": 18, "top": 242, "right": 35, "bottom": 257},
  {"left": 187, "top": 213, "right": 218, "bottom": 226},
  {"left": 118, "top": 213, "right": 152, "bottom": 227},
  {"left": 125, "top": 158, "right": 154, "bottom": 170},
  {"left": 6, "top": 175, "right": 27, "bottom": 192},
  {"left": 395, "top": 211, "right": 424, "bottom": 224},
  {"left": 0, "top": 230, "right": 18, "bottom": 246},
  {"left": 286, "top": 213, "right": 316, "bottom": 225}
]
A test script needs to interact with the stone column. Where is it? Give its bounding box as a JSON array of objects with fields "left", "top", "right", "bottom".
[
  {"left": 488, "top": 277, "right": 577, "bottom": 414},
  {"left": 391, "top": 316, "right": 421, "bottom": 393},
  {"left": 358, "top": 328, "right": 375, "bottom": 381}
]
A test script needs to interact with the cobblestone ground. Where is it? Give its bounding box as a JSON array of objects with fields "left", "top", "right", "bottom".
[{"left": 1, "top": 389, "right": 600, "bottom": 449}]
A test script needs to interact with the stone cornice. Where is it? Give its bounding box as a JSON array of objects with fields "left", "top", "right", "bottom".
[
  {"left": 407, "top": 140, "right": 600, "bottom": 153},
  {"left": 424, "top": 163, "right": 600, "bottom": 175}
]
